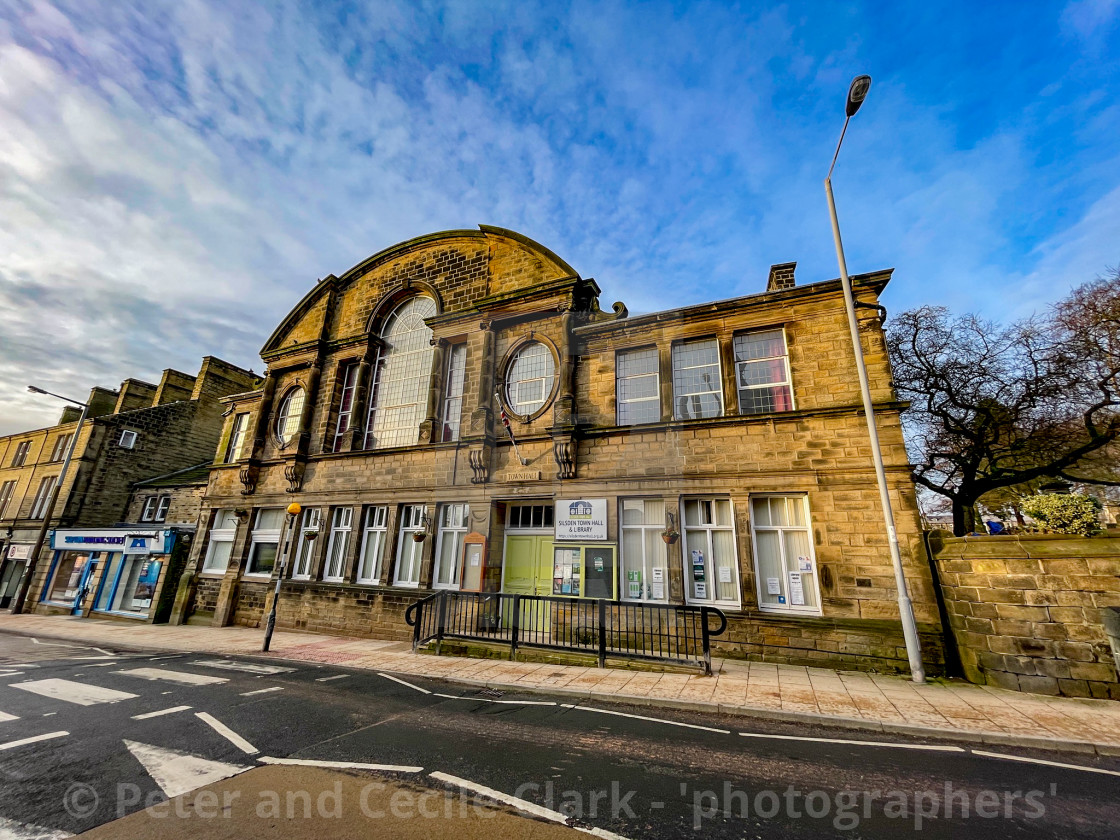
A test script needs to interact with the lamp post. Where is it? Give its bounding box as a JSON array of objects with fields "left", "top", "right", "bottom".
[
  {"left": 10, "top": 387, "right": 90, "bottom": 615},
  {"left": 262, "top": 501, "right": 301, "bottom": 652},
  {"left": 825, "top": 75, "right": 925, "bottom": 683}
]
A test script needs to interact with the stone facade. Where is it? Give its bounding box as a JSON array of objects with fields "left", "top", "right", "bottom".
[
  {"left": 931, "top": 533, "right": 1120, "bottom": 698},
  {"left": 184, "top": 226, "right": 943, "bottom": 675}
]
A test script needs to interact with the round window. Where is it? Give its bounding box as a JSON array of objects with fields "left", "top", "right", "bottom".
[
  {"left": 504, "top": 342, "right": 556, "bottom": 418},
  {"left": 275, "top": 387, "right": 305, "bottom": 445}
]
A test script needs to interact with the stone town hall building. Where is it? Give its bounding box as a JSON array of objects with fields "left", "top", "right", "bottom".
[{"left": 184, "top": 226, "right": 944, "bottom": 674}]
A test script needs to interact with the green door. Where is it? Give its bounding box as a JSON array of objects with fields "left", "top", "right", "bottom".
[{"left": 502, "top": 535, "right": 555, "bottom": 633}]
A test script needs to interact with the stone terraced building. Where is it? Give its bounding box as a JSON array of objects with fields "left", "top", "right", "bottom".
[{"left": 181, "top": 226, "right": 945, "bottom": 675}]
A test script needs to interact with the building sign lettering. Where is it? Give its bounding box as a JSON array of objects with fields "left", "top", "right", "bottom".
[{"left": 554, "top": 499, "right": 607, "bottom": 541}]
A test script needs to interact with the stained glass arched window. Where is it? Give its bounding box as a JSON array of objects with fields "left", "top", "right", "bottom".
[{"left": 363, "top": 296, "right": 437, "bottom": 449}]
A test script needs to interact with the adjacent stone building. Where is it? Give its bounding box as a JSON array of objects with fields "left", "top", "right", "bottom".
[
  {"left": 0, "top": 357, "right": 258, "bottom": 619},
  {"left": 183, "top": 226, "right": 944, "bottom": 675}
]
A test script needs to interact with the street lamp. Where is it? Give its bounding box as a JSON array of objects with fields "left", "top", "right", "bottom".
[
  {"left": 824, "top": 75, "right": 925, "bottom": 683},
  {"left": 10, "top": 387, "right": 90, "bottom": 614},
  {"left": 262, "top": 501, "right": 301, "bottom": 652}
]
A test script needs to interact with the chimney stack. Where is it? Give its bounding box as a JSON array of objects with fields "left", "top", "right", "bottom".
[{"left": 767, "top": 262, "right": 796, "bottom": 292}]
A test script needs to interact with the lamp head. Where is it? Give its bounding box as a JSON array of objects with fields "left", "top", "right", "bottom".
[
  {"left": 27, "top": 385, "right": 47, "bottom": 395},
  {"left": 845, "top": 75, "right": 872, "bottom": 117},
  {"left": 286, "top": 502, "right": 302, "bottom": 517}
]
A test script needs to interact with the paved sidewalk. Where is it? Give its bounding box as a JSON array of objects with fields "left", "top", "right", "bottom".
[{"left": 3, "top": 613, "right": 1119, "bottom": 757}]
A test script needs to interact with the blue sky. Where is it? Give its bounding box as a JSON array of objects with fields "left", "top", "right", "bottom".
[{"left": 0, "top": 0, "right": 1117, "bottom": 434}]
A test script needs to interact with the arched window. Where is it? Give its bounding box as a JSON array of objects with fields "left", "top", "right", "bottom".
[
  {"left": 504, "top": 341, "right": 556, "bottom": 417},
  {"left": 363, "top": 296, "right": 437, "bottom": 449},
  {"left": 275, "top": 387, "right": 305, "bottom": 446}
]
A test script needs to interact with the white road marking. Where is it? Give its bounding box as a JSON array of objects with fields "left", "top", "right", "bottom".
[
  {"left": 1, "top": 664, "right": 39, "bottom": 669},
  {"left": 191, "top": 659, "right": 295, "bottom": 675},
  {"left": 560, "top": 703, "right": 730, "bottom": 734},
  {"left": 12, "top": 679, "right": 137, "bottom": 706},
  {"left": 315, "top": 674, "right": 349, "bottom": 682},
  {"left": 241, "top": 687, "right": 284, "bottom": 696},
  {"left": 433, "top": 692, "right": 556, "bottom": 706},
  {"left": 42, "top": 713, "right": 56, "bottom": 717},
  {"left": 739, "top": 732, "right": 966, "bottom": 752},
  {"left": 429, "top": 772, "right": 567, "bottom": 824},
  {"left": 0, "top": 711, "right": 19, "bottom": 723},
  {"left": 77, "top": 663, "right": 117, "bottom": 668},
  {"left": 377, "top": 673, "right": 431, "bottom": 694},
  {"left": 258, "top": 756, "right": 423, "bottom": 773},
  {"left": 131, "top": 705, "right": 193, "bottom": 720},
  {"left": 31, "top": 639, "right": 82, "bottom": 648},
  {"left": 115, "top": 668, "right": 227, "bottom": 686},
  {"left": 0, "top": 815, "right": 73, "bottom": 839},
  {"left": 972, "top": 749, "right": 1120, "bottom": 777},
  {"left": 0, "top": 731, "right": 68, "bottom": 752},
  {"left": 195, "top": 712, "right": 258, "bottom": 754},
  {"left": 0, "top": 671, "right": 22, "bottom": 678},
  {"left": 124, "top": 740, "right": 250, "bottom": 799}
]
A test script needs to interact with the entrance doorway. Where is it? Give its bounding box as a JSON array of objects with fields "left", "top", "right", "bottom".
[
  {"left": 501, "top": 503, "right": 555, "bottom": 633},
  {"left": 0, "top": 561, "right": 24, "bottom": 609}
]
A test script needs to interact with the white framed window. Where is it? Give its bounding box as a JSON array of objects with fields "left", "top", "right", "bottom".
[
  {"left": 682, "top": 498, "right": 740, "bottom": 608},
  {"left": 331, "top": 363, "right": 360, "bottom": 453},
  {"left": 620, "top": 499, "right": 668, "bottom": 602},
  {"left": 441, "top": 344, "right": 467, "bottom": 442},
  {"left": 30, "top": 475, "right": 57, "bottom": 520},
  {"left": 323, "top": 507, "right": 354, "bottom": 581},
  {"left": 393, "top": 504, "right": 427, "bottom": 587},
  {"left": 672, "top": 339, "right": 723, "bottom": 420},
  {"left": 291, "top": 508, "right": 322, "bottom": 578},
  {"left": 616, "top": 347, "right": 661, "bottom": 426},
  {"left": 734, "top": 330, "right": 793, "bottom": 415},
  {"left": 364, "top": 297, "right": 437, "bottom": 450},
  {"left": 201, "top": 509, "right": 239, "bottom": 573},
  {"left": 118, "top": 430, "right": 138, "bottom": 449},
  {"left": 225, "top": 413, "right": 250, "bottom": 463},
  {"left": 246, "top": 508, "right": 283, "bottom": 576},
  {"left": 357, "top": 506, "right": 389, "bottom": 584},
  {"left": 504, "top": 342, "right": 556, "bottom": 418},
  {"left": 49, "top": 434, "right": 71, "bottom": 462},
  {"left": 275, "top": 388, "right": 305, "bottom": 446},
  {"left": 0, "top": 480, "right": 17, "bottom": 518},
  {"left": 434, "top": 503, "right": 469, "bottom": 589},
  {"left": 11, "top": 441, "right": 31, "bottom": 467},
  {"left": 140, "top": 496, "right": 158, "bottom": 522},
  {"left": 751, "top": 496, "right": 820, "bottom": 614},
  {"left": 154, "top": 495, "right": 170, "bottom": 522}
]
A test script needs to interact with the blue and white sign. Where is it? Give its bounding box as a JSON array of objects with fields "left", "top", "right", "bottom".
[
  {"left": 51, "top": 529, "right": 172, "bottom": 554},
  {"left": 554, "top": 499, "right": 608, "bottom": 541}
]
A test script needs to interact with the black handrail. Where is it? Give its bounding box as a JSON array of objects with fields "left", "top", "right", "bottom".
[{"left": 408, "top": 591, "right": 728, "bottom": 675}]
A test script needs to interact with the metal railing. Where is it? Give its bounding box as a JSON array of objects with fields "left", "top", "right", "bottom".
[{"left": 405, "top": 591, "right": 727, "bottom": 674}]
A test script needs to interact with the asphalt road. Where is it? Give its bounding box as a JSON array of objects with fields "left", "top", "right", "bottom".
[{"left": 1, "top": 632, "right": 1119, "bottom": 839}]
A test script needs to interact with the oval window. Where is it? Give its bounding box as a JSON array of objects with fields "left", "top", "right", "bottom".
[
  {"left": 275, "top": 387, "right": 305, "bottom": 445},
  {"left": 504, "top": 342, "right": 556, "bottom": 418}
]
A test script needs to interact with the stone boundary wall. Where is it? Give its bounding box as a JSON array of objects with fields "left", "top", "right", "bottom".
[{"left": 930, "top": 533, "right": 1120, "bottom": 698}]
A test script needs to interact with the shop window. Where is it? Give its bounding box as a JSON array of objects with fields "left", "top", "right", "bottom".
[
  {"left": 393, "top": 504, "right": 427, "bottom": 586},
  {"left": 504, "top": 342, "right": 556, "bottom": 418},
  {"left": 734, "top": 330, "right": 793, "bottom": 415},
  {"left": 506, "top": 504, "right": 554, "bottom": 530},
  {"left": 331, "top": 363, "right": 360, "bottom": 453},
  {"left": 672, "top": 339, "right": 723, "bottom": 420},
  {"left": 750, "top": 496, "right": 820, "bottom": 614},
  {"left": 46, "top": 552, "right": 91, "bottom": 603},
  {"left": 441, "top": 344, "right": 467, "bottom": 442},
  {"left": 682, "top": 498, "right": 740, "bottom": 608},
  {"left": 202, "top": 509, "right": 239, "bottom": 574},
  {"left": 620, "top": 499, "right": 668, "bottom": 602},
  {"left": 246, "top": 508, "right": 283, "bottom": 576},
  {"left": 275, "top": 388, "right": 305, "bottom": 447},
  {"left": 357, "top": 506, "right": 388, "bottom": 583},
  {"left": 291, "top": 507, "right": 322, "bottom": 578},
  {"left": 225, "top": 413, "right": 250, "bottom": 463},
  {"left": 323, "top": 507, "right": 354, "bottom": 581},
  {"left": 107, "top": 556, "right": 162, "bottom": 615},
  {"left": 434, "top": 504, "right": 469, "bottom": 589},
  {"left": 29, "top": 475, "right": 57, "bottom": 520},
  {"left": 364, "top": 296, "right": 437, "bottom": 450},
  {"left": 0, "top": 480, "right": 16, "bottom": 518},
  {"left": 49, "top": 434, "right": 71, "bottom": 462},
  {"left": 11, "top": 441, "right": 31, "bottom": 467},
  {"left": 616, "top": 347, "right": 661, "bottom": 426}
]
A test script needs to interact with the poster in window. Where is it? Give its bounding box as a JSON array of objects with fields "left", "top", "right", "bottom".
[
  {"left": 718, "top": 566, "right": 732, "bottom": 583},
  {"left": 798, "top": 556, "right": 813, "bottom": 572},
  {"left": 627, "top": 570, "right": 642, "bottom": 600},
  {"left": 694, "top": 582, "right": 707, "bottom": 599},
  {"left": 651, "top": 581, "right": 665, "bottom": 600},
  {"left": 766, "top": 577, "right": 781, "bottom": 595},
  {"left": 788, "top": 572, "right": 805, "bottom": 606},
  {"left": 651, "top": 567, "right": 664, "bottom": 583},
  {"left": 690, "top": 549, "right": 705, "bottom": 581},
  {"left": 583, "top": 546, "right": 615, "bottom": 599},
  {"left": 132, "top": 561, "right": 161, "bottom": 609}
]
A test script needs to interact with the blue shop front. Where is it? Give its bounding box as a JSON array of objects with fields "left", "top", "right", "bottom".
[{"left": 39, "top": 528, "right": 183, "bottom": 622}]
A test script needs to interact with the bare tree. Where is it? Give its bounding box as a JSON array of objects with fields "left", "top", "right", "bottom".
[{"left": 887, "top": 268, "right": 1120, "bottom": 535}]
